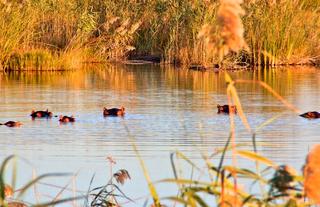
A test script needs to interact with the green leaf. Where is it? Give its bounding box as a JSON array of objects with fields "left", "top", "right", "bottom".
[
  {"left": 163, "top": 196, "right": 189, "bottom": 205},
  {"left": 192, "top": 193, "right": 209, "bottom": 207}
]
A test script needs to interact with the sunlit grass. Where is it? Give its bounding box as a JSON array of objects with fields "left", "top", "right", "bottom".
[
  {"left": 244, "top": 0, "right": 320, "bottom": 66},
  {"left": 0, "top": 0, "right": 319, "bottom": 70}
]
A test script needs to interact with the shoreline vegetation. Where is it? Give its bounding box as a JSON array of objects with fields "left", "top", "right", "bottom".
[{"left": 0, "top": 0, "right": 319, "bottom": 71}]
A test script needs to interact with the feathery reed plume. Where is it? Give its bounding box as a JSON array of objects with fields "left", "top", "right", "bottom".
[
  {"left": 106, "top": 156, "right": 116, "bottom": 165},
  {"left": 4, "top": 185, "right": 13, "bottom": 198},
  {"left": 198, "top": 0, "right": 247, "bottom": 63},
  {"left": 304, "top": 145, "right": 320, "bottom": 204},
  {"left": 217, "top": 0, "right": 247, "bottom": 58},
  {"left": 113, "top": 169, "right": 131, "bottom": 185}
]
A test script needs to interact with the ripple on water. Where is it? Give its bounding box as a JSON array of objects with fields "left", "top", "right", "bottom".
[{"left": 0, "top": 66, "right": 319, "bottom": 204}]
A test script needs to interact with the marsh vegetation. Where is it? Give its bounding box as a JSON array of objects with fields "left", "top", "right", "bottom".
[
  {"left": 0, "top": 0, "right": 319, "bottom": 70},
  {"left": 1, "top": 0, "right": 320, "bottom": 206}
]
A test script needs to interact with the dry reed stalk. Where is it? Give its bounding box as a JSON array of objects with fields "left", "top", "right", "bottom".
[
  {"left": 32, "top": 169, "right": 40, "bottom": 203},
  {"left": 52, "top": 171, "right": 79, "bottom": 204},
  {"left": 233, "top": 80, "right": 301, "bottom": 114},
  {"left": 227, "top": 80, "right": 252, "bottom": 133},
  {"left": 106, "top": 155, "right": 117, "bottom": 205},
  {"left": 124, "top": 125, "right": 161, "bottom": 206},
  {"left": 197, "top": 24, "right": 217, "bottom": 56},
  {"left": 37, "top": 182, "right": 86, "bottom": 193},
  {"left": 72, "top": 175, "right": 76, "bottom": 207},
  {"left": 107, "top": 156, "right": 116, "bottom": 179},
  {"left": 226, "top": 84, "right": 240, "bottom": 207},
  {"left": 304, "top": 145, "right": 320, "bottom": 204},
  {"left": 225, "top": 73, "right": 249, "bottom": 207}
]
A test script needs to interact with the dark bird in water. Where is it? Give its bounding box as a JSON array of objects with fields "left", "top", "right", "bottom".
[
  {"left": 30, "top": 109, "right": 53, "bottom": 118},
  {"left": 0, "top": 121, "right": 22, "bottom": 127},
  {"left": 59, "top": 115, "right": 75, "bottom": 123},
  {"left": 299, "top": 111, "right": 320, "bottom": 119},
  {"left": 217, "top": 104, "right": 237, "bottom": 114},
  {"left": 103, "top": 107, "right": 125, "bottom": 116}
]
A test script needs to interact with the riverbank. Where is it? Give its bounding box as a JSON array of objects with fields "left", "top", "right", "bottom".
[{"left": 0, "top": 0, "right": 319, "bottom": 71}]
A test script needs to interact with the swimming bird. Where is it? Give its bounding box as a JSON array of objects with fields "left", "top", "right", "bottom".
[
  {"left": 299, "top": 111, "right": 320, "bottom": 119},
  {"left": 217, "top": 104, "right": 237, "bottom": 114},
  {"left": 103, "top": 107, "right": 125, "bottom": 116},
  {"left": 59, "top": 115, "right": 75, "bottom": 123},
  {"left": 0, "top": 121, "right": 22, "bottom": 127},
  {"left": 30, "top": 109, "right": 53, "bottom": 118}
]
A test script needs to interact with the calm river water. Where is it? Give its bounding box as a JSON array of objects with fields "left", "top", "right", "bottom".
[{"left": 0, "top": 65, "right": 319, "bottom": 206}]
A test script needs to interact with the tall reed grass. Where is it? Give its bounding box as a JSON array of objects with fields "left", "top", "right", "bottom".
[
  {"left": 0, "top": 0, "right": 142, "bottom": 71},
  {"left": 244, "top": 0, "right": 320, "bottom": 66},
  {"left": 0, "top": 0, "right": 319, "bottom": 69}
]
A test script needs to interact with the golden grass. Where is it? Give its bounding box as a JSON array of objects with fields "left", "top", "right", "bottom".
[{"left": 0, "top": 0, "right": 319, "bottom": 70}]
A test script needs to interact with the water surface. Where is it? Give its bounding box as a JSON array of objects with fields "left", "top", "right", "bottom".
[{"left": 0, "top": 65, "right": 319, "bottom": 206}]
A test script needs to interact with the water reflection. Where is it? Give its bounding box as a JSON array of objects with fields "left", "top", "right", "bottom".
[{"left": 0, "top": 65, "right": 319, "bottom": 205}]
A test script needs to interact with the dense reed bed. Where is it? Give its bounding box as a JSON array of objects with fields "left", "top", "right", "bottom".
[{"left": 0, "top": 0, "right": 319, "bottom": 70}]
